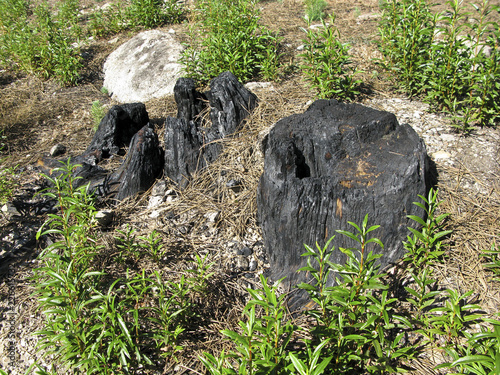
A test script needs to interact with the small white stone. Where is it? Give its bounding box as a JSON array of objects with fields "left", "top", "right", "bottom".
[
  {"left": 249, "top": 258, "right": 257, "bottom": 271},
  {"left": 147, "top": 195, "right": 164, "bottom": 209},
  {"left": 204, "top": 211, "right": 220, "bottom": 223},
  {"left": 440, "top": 134, "right": 455, "bottom": 142},
  {"left": 1, "top": 203, "right": 20, "bottom": 217},
  {"left": 432, "top": 150, "right": 452, "bottom": 161},
  {"left": 235, "top": 255, "right": 249, "bottom": 270}
]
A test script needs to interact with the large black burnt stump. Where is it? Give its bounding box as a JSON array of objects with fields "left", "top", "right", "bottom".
[{"left": 257, "top": 99, "right": 429, "bottom": 298}]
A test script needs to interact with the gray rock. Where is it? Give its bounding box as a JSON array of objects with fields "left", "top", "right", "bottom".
[
  {"left": 103, "top": 30, "right": 184, "bottom": 103},
  {"left": 236, "top": 246, "right": 252, "bottom": 256},
  {"left": 235, "top": 255, "right": 249, "bottom": 271}
]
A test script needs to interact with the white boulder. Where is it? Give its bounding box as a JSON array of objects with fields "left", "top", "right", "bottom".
[{"left": 103, "top": 30, "right": 184, "bottom": 103}]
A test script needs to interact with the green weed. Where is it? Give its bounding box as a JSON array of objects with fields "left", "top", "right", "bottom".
[
  {"left": 481, "top": 243, "right": 500, "bottom": 281},
  {"left": 378, "top": 0, "right": 500, "bottom": 133},
  {"left": 403, "top": 188, "right": 451, "bottom": 269},
  {"left": 125, "top": 0, "right": 183, "bottom": 29},
  {"left": 0, "top": 162, "right": 17, "bottom": 204},
  {"left": 91, "top": 100, "right": 106, "bottom": 131},
  {"left": 31, "top": 163, "right": 500, "bottom": 375},
  {"left": 0, "top": 0, "right": 82, "bottom": 85},
  {"left": 304, "top": 0, "right": 328, "bottom": 21},
  {"left": 300, "top": 13, "right": 362, "bottom": 100},
  {"left": 201, "top": 189, "right": 499, "bottom": 374},
  {"left": 31, "top": 161, "right": 204, "bottom": 374},
  {"left": 181, "top": 0, "right": 281, "bottom": 84}
]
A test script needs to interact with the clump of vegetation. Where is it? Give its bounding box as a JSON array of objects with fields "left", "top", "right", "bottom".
[
  {"left": 0, "top": 132, "right": 17, "bottom": 204},
  {"left": 200, "top": 189, "right": 500, "bottom": 374},
  {"left": 0, "top": 162, "right": 17, "bottom": 204},
  {"left": 304, "top": 0, "right": 328, "bottom": 21},
  {"left": 300, "top": 13, "right": 362, "bottom": 101},
  {"left": 0, "top": 0, "right": 83, "bottom": 85},
  {"left": 181, "top": 0, "right": 281, "bottom": 84},
  {"left": 125, "top": 0, "right": 183, "bottom": 29},
  {"left": 0, "top": 0, "right": 184, "bottom": 84},
  {"left": 88, "top": 0, "right": 183, "bottom": 38},
  {"left": 90, "top": 100, "right": 106, "bottom": 131},
  {"left": 28, "top": 159, "right": 500, "bottom": 374},
  {"left": 378, "top": 0, "right": 500, "bottom": 133},
  {"left": 31, "top": 161, "right": 210, "bottom": 374}
]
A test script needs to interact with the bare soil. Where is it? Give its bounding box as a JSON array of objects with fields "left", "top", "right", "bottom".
[{"left": 0, "top": 0, "right": 499, "bottom": 374}]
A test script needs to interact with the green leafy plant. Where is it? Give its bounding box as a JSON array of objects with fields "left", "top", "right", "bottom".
[
  {"left": 300, "top": 13, "right": 362, "bottom": 101},
  {"left": 181, "top": 0, "right": 281, "bottom": 84},
  {"left": 115, "top": 224, "right": 141, "bottom": 262},
  {"left": 304, "top": 0, "right": 328, "bottom": 21},
  {"left": 186, "top": 252, "right": 215, "bottom": 294},
  {"left": 138, "top": 229, "right": 164, "bottom": 263},
  {"left": 0, "top": 0, "right": 83, "bottom": 85},
  {"left": 87, "top": 4, "right": 127, "bottom": 38},
  {"left": 201, "top": 274, "right": 295, "bottom": 375},
  {"left": 298, "top": 215, "right": 416, "bottom": 373},
  {"left": 32, "top": 161, "right": 198, "bottom": 374},
  {"left": 0, "top": 162, "right": 17, "bottom": 204},
  {"left": 378, "top": 0, "right": 500, "bottom": 133},
  {"left": 403, "top": 188, "right": 451, "bottom": 269},
  {"left": 202, "top": 216, "right": 419, "bottom": 374},
  {"left": 90, "top": 100, "right": 106, "bottom": 131},
  {"left": 481, "top": 243, "right": 500, "bottom": 281},
  {"left": 125, "top": 0, "right": 183, "bottom": 29}
]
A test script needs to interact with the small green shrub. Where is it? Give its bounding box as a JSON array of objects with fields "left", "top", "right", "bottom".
[
  {"left": 300, "top": 13, "right": 362, "bottom": 101},
  {"left": 181, "top": 0, "right": 281, "bottom": 84},
  {"left": 0, "top": 159, "right": 17, "bottom": 204},
  {"left": 481, "top": 243, "right": 500, "bottom": 281},
  {"left": 403, "top": 188, "right": 451, "bottom": 269},
  {"left": 125, "top": 0, "right": 183, "bottom": 28},
  {"left": 202, "top": 215, "right": 419, "bottom": 374},
  {"left": 90, "top": 100, "right": 106, "bottom": 131},
  {"left": 87, "top": 4, "right": 127, "bottom": 38},
  {"left": 201, "top": 189, "right": 500, "bottom": 374},
  {"left": 32, "top": 161, "right": 203, "bottom": 374},
  {"left": 0, "top": 0, "right": 83, "bottom": 85},
  {"left": 304, "top": 0, "right": 328, "bottom": 21},
  {"left": 378, "top": 0, "right": 500, "bottom": 133}
]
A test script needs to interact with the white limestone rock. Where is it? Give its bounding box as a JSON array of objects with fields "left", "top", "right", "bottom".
[{"left": 103, "top": 30, "right": 184, "bottom": 103}]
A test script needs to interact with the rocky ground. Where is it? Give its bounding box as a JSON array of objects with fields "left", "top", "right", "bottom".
[{"left": 0, "top": 0, "right": 499, "bottom": 374}]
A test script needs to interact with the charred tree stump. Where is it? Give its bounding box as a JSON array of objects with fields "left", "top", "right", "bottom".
[
  {"left": 106, "top": 124, "right": 164, "bottom": 201},
  {"left": 174, "top": 78, "right": 207, "bottom": 123},
  {"left": 85, "top": 103, "right": 149, "bottom": 162},
  {"left": 257, "top": 99, "right": 429, "bottom": 303},
  {"left": 164, "top": 72, "right": 258, "bottom": 185},
  {"left": 164, "top": 117, "right": 204, "bottom": 187}
]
